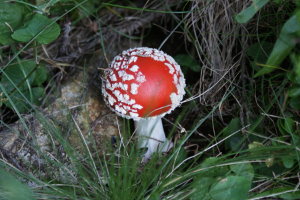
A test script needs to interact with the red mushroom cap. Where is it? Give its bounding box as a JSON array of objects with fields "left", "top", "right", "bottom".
[{"left": 102, "top": 47, "right": 186, "bottom": 120}]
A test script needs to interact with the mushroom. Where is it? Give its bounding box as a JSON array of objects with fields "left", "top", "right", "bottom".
[{"left": 102, "top": 47, "right": 186, "bottom": 161}]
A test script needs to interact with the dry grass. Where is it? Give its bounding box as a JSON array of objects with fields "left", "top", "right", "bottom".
[{"left": 184, "top": 0, "right": 250, "bottom": 106}]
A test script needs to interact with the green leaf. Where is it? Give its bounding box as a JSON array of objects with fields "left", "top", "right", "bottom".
[
  {"left": 247, "top": 41, "right": 273, "bottom": 62},
  {"left": 291, "top": 53, "right": 300, "bottom": 78},
  {"left": 254, "top": 12, "right": 300, "bottom": 77},
  {"left": 0, "top": 169, "right": 36, "bottom": 200},
  {"left": 290, "top": 52, "right": 300, "bottom": 85},
  {"left": 251, "top": 187, "right": 300, "bottom": 200},
  {"left": 199, "top": 157, "right": 229, "bottom": 178},
  {"left": 0, "top": 60, "right": 45, "bottom": 113},
  {"left": 281, "top": 156, "right": 294, "bottom": 168},
  {"left": 280, "top": 190, "right": 300, "bottom": 200},
  {"left": 12, "top": 13, "right": 60, "bottom": 44},
  {"left": 191, "top": 177, "right": 215, "bottom": 200},
  {"left": 277, "top": 119, "right": 287, "bottom": 136},
  {"left": 230, "top": 163, "right": 254, "bottom": 182},
  {"left": 0, "top": 60, "right": 36, "bottom": 92},
  {"left": 4, "top": 87, "right": 44, "bottom": 113},
  {"left": 288, "top": 88, "right": 300, "bottom": 97},
  {"left": 292, "top": 134, "right": 300, "bottom": 146},
  {"left": 0, "top": 2, "right": 25, "bottom": 45},
  {"left": 277, "top": 118, "right": 295, "bottom": 135},
  {"left": 174, "top": 54, "right": 201, "bottom": 72},
  {"left": 210, "top": 176, "right": 251, "bottom": 200},
  {"left": 32, "top": 64, "right": 48, "bottom": 86},
  {"left": 247, "top": 41, "right": 274, "bottom": 71},
  {"left": 283, "top": 117, "right": 295, "bottom": 134},
  {"left": 289, "top": 96, "right": 300, "bottom": 109},
  {"left": 235, "top": 0, "right": 270, "bottom": 24},
  {"left": 36, "top": 0, "right": 60, "bottom": 13},
  {"left": 221, "top": 118, "right": 244, "bottom": 151},
  {"left": 78, "top": 0, "right": 98, "bottom": 17},
  {"left": 149, "top": 193, "right": 160, "bottom": 200}
]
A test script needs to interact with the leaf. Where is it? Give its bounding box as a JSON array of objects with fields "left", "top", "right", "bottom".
[
  {"left": 277, "top": 118, "right": 295, "bottom": 135},
  {"left": 289, "top": 96, "right": 300, "bottom": 109},
  {"left": 291, "top": 53, "right": 300, "bottom": 79},
  {"left": 288, "top": 88, "right": 300, "bottom": 97},
  {"left": 247, "top": 42, "right": 274, "bottom": 71},
  {"left": 174, "top": 54, "right": 201, "bottom": 72},
  {"left": 251, "top": 187, "right": 300, "bottom": 200},
  {"left": 12, "top": 13, "right": 60, "bottom": 44},
  {"left": 0, "top": 169, "right": 36, "bottom": 200},
  {"left": 280, "top": 190, "right": 300, "bottom": 200},
  {"left": 221, "top": 118, "right": 244, "bottom": 151},
  {"left": 247, "top": 41, "right": 273, "bottom": 62},
  {"left": 290, "top": 53, "right": 300, "bottom": 85},
  {"left": 0, "top": 60, "right": 36, "bottom": 92},
  {"left": 283, "top": 117, "right": 295, "bottom": 134},
  {"left": 32, "top": 64, "right": 48, "bottom": 86},
  {"left": 254, "top": 12, "right": 300, "bottom": 77},
  {"left": 199, "top": 157, "right": 229, "bottom": 178},
  {"left": 37, "top": 0, "right": 60, "bottom": 13},
  {"left": 31, "top": 87, "right": 44, "bottom": 104},
  {"left": 191, "top": 177, "right": 215, "bottom": 200},
  {"left": 281, "top": 156, "right": 294, "bottom": 168},
  {"left": 0, "top": 60, "right": 45, "bottom": 113},
  {"left": 235, "top": 0, "right": 270, "bottom": 24},
  {"left": 4, "top": 87, "right": 44, "bottom": 113},
  {"left": 0, "top": 2, "right": 25, "bottom": 45},
  {"left": 209, "top": 176, "right": 251, "bottom": 200},
  {"left": 149, "top": 193, "right": 160, "bottom": 200},
  {"left": 292, "top": 134, "right": 300, "bottom": 146},
  {"left": 230, "top": 163, "right": 254, "bottom": 182},
  {"left": 78, "top": 0, "right": 98, "bottom": 17}
]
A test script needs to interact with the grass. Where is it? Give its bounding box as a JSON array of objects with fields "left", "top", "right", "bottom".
[{"left": 1, "top": 0, "right": 300, "bottom": 200}]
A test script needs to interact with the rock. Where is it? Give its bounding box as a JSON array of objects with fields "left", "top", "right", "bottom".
[{"left": 0, "top": 69, "right": 120, "bottom": 183}]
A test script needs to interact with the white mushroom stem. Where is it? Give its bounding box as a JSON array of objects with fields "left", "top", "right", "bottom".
[{"left": 134, "top": 117, "right": 173, "bottom": 161}]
